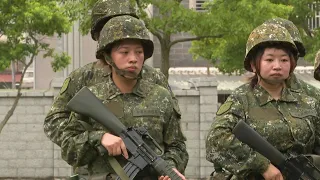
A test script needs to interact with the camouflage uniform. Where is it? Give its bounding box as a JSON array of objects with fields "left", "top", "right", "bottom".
[
  {"left": 44, "top": 0, "right": 180, "bottom": 148},
  {"left": 206, "top": 23, "right": 320, "bottom": 179},
  {"left": 44, "top": 62, "right": 175, "bottom": 147},
  {"left": 44, "top": 2, "right": 184, "bottom": 178},
  {"left": 206, "top": 83, "right": 320, "bottom": 179},
  {"left": 57, "top": 15, "right": 188, "bottom": 179},
  {"left": 60, "top": 77, "right": 188, "bottom": 178}
]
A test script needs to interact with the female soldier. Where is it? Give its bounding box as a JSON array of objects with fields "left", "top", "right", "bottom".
[
  {"left": 263, "top": 18, "right": 320, "bottom": 101},
  {"left": 59, "top": 15, "right": 188, "bottom": 180},
  {"left": 206, "top": 23, "right": 320, "bottom": 179}
]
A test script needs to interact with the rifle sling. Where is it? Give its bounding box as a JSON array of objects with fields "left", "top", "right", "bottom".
[
  {"left": 108, "top": 156, "right": 130, "bottom": 180},
  {"left": 78, "top": 120, "right": 129, "bottom": 180}
]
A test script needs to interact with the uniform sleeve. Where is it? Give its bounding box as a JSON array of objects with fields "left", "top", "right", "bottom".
[
  {"left": 142, "top": 65, "right": 182, "bottom": 118},
  {"left": 205, "top": 95, "right": 269, "bottom": 178},
  {"left": 60, "top": 112, "right": 106, "bottom": 167},
  {"left": 162, "top": 99, "right": 188, "bottom": 174},
  {"left": 153, "top": 70, "right": 182, "bottom": 119},
  {"left": 43, "top": 71, "right": 84, "bottom": 147}
]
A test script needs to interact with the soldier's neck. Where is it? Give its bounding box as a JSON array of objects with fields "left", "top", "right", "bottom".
[
  {"left": 259, "top": 81, "right": 284, "bottom": 100},
  {"left": 112, "top": 73, "right": 137, "bottom": 93}
]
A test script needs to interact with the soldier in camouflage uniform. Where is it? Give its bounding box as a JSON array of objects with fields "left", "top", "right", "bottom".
[
  {"left": 206, "top": 23, "right": 320, "bottom": 180},
  {"left": 264, "top": 18, "right": 320, "bottom": 100},
  {"left": 43, "top": 0, "right": 183, "bottom": 178},
  {"left": 59, "top": 15, "right": 188, "bottom": 180},
  {"left": 44, "top": 0, "right": 180, "bottom": 149}
]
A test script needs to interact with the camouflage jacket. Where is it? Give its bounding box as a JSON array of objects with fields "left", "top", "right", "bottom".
[
  {"left": 206, "top": 83, "right": 320, "bottom": 179},
  {"left": 286, "top": 73, "right": 320, "bottom": 100},
  {"left": 44, "top": 59, "right": 180, "bottom": 147},
  {"left": 60, "top": 76, "right": 188, "bottom": 176}
]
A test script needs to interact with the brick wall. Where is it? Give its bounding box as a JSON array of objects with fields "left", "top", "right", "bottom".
[
  {"left": 0, "top": 90, "right": 71, "bottom": 179},
  {"left": 0, "top": 77, "right": 217, "bottom": 179}
]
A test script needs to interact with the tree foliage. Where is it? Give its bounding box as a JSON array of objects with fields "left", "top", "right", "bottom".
[
  {"left": 190, "top": 0, "right": 320, "bottom": 73},
  {"left": 0, "top": 0, "right": 72, "bottom": 72},
  {"left": 65, "top": 0, "right": 319, "bottom": 75},
  {"left": 0, "top": 0, "right": 73, "bottom": 133},
  {"left": 63, "top": 0, "right": 220, "bottom": 78}
]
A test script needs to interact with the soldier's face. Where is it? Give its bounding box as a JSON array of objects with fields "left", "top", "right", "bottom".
[
  {"left": 111, "top": 39, "right": 144, "bottom": 76},
  {"left": 252, "top": 48, "right": 291, "bottom": 84}
]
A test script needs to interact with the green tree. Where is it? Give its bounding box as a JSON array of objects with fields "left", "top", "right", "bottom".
[
  {"left": 0, "top": 0, "right": 73, "bottom": 133},
  {"left": 190, "top": 0, "right": 320, "bottom": 73},
  {"left": 63, "top": 0, "right": 221, "bottom": 78},
  {"left": 65, "top": 0, "right": 319, "bottom": 75}
]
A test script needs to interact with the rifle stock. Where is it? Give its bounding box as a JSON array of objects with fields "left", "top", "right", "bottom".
[
  {"left": 66, "top": 86, "right": 126, "bottom": 135},
  {"left": 67, "top": 87, "right": 182, "bottom": 180},
  {"left": 232, "top": 120, "right": 320, "bottom": 180},
  {"left": 232, "top": 120, "right": 285, "bottom": 167}
]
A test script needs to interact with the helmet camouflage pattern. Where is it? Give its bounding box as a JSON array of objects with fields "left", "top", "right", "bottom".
[
  {"left": 96, "top": 15, "right": 154, "bottom": 60},
  {"left": 91, "top": 0, "right": 138, "bottom": 41},
  {"left": 244, "top": 23, "right": 298, "bottom": 71},
  {"left": 264, "top": 18, "right": 305, "bottom": 57}
]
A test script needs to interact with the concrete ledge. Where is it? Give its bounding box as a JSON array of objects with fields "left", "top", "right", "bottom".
[
  {"left": 173, "top": 90, "right": 199, "bottom": 96},
  {"left": 195, "top": 77, "right": 218, "bottom": 87},
  {"left": 0, "top": 90, "right": 54, "bottom": 97}
]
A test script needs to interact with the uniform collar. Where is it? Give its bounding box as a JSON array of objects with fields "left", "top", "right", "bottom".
[
  {"left": 93, "top": 59, "right": 111, "bottom": 77},
  {"left": 286, "top": 73, "right": 302, "bottom": 93},
  {"left": 253, "top": 84, "right": 298, "bottom": 106},
  {"left": 106, "top": 76, "right": 148, "bottom": 99},
  {"left": 132, "top": 79, "right": 148, "bottom": 98}
]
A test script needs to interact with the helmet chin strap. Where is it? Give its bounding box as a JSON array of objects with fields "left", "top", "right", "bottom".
[{"left": 104, "top": 53, "right": 140, "bottom": 80}]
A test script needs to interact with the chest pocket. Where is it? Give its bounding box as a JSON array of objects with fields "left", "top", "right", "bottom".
[
  {"left": 289, "top": 109, "right": 317, "bottom": 118},
  {"left": 288, "top": 109, "right": 317, "bottom": 150},
  {"left": 133, "top": 109, "right": 161, "bottom": 117},
  {"left": 248, "top": 107, "right": 281, "bottom": 122},
  {"left": 91, "top": 101, "right": 124, "bottom": 131},
  {"left": 132, "top": 108, "right": 163, "bottom": 146},
  {"left": 248, "top": 107, "right": 291, "bottom": 150}
]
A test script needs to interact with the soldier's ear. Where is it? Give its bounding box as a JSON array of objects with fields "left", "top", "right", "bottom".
[{"left": 250, "top": 62, "right": 256, "bottom": 73}]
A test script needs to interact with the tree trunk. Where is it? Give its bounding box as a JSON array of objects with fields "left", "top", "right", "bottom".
[
  {"left": 0, "top": 55, "right": 34, "bottom": 133},
  {"left": 11, "top": 61, "right": 16, "bottom": 89},
  {"left": 160, "top": 34, "right": 171, "bottom": 79}
]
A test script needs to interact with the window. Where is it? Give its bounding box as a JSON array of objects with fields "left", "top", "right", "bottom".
[
  {"left": 308, "top": 2, "right": 320, "bottom": 29},
  {"left": 189, "top": 0, "right": 210, "bottom": 11}
]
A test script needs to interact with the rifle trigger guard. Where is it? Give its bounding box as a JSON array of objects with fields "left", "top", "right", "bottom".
[
  {"left": 152, "top": 139, "right": 164, "bottom": 156},
  {"left": 135, "top": 127, "right": 164, "bottom": 156}
]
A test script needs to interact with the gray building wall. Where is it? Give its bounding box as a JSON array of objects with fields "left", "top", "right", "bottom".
[{"left": 0, "top": 78, "right": 217, "bottom": 179}]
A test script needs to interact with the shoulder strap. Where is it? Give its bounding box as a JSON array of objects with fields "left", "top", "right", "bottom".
[{"left": 78, "top": 120, "right": 129, "bottom": 180}]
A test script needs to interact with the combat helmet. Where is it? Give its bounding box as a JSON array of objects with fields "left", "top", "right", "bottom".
[
  {"left": 244, "top": 23, "right": 298, "bottom": 72},
  {"left": 264, "top": 18, "right": 305, "bottom": 57},
  {"left": 91, "top": 0, "right": 139, "bottom": 41},
  {"left": 96, "top": 15, "right": 154, "bottom": 61}
]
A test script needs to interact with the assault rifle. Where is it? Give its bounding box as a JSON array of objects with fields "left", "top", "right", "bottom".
[
  {"left": 67, "top": 87, "right": 182, "bottom": 180},
  {"left": 232, "top": 120, "right": 320, "bottom": 180}
]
